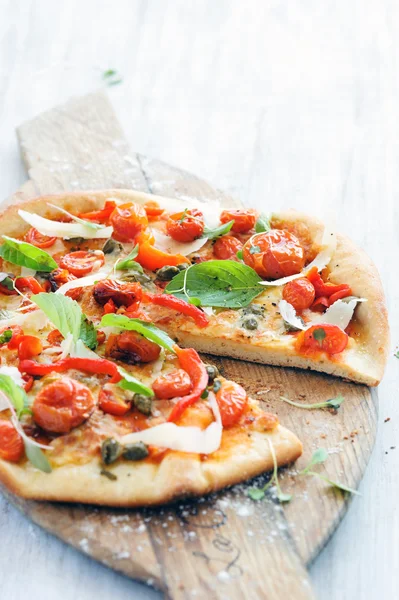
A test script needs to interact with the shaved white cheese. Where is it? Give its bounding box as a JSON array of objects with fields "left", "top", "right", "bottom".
[
  {"left": 18, "top": 209, "right": 113, "bottom": 240},
  {"left": 202, "top": 306, "right": 216, "bottom": 317},
  {"left": 0, "top": 391, "right": 52, "bottom": 450},
  {"left": 21, "top": 267, "right": 36, "bottom": 277},
  {"left": 70, "top": 339, "right": 99, "bottom": 359},
  {"left": 260, "top": 225, "right": 337, "bottom": 287},
  {"left": 55, "top": 271, "right": 110, "bottom": 295},
  {"left": 0, "top": 366, "right": 25, "bottom": 387},
  {"left": 152, "top": 196, "right": 222, "bottom": 230},
  {"left": 278, "top": 300, "right": 306, "bottom": 331},
  {"left": 0, "top": 308, "right": 49, "bottom": 330},
  {"left": 152, "top": 229, "right": 208, "bottom": 256},
  {"left": 309, "top": 298, "right": 366, "bottom": 330},
  {"left": 121, "top": 392, "right": 223, "bottom": 454},
  {"left": 151, "top": 349, "right": 165, "bottom": 377}
]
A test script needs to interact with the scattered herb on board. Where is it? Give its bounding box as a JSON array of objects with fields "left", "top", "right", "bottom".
[
  {"left": 102, "top": 69, "right": 123, "bottom": 86},
  {"left": 280, "top": 394, "right": 344, "bottom": 411},
  {"left": 299, "top": 449, "right": 360, "bottom": 495},
  {"left": 247, "top": 439, "right": 292, "bottom": 503}
]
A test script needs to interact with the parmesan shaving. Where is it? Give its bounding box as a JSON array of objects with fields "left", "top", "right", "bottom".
[
  {"left": 308, "top": 298, "right": 366, "bottom": 330},
  {"left": 18, "top": 209, "right": 113, "bottom": 240},
  {"left": 152, "top": 229, "right": 208, "bottom": 256},
  {"left": 278, "top": 300, "right": 306, "bottom": 330},
  {"left": 55, "top": 271, "right": 110, "bottom": 295}
]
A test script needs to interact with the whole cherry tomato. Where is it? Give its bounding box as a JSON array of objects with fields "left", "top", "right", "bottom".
[
  {"left": 93, "top": 280, "right": 142, "bottom": 307},
  {"left": 105, "top": 331, "right": 161, "bottom": 364},
  {"left": 282, "top": 278, "right": 315, "bottom": 311},
  {"left": 243, "top": 230, "right": 305, "bottom": 279},
  {"left": 213, "top": 236, "right": 243, "bottom": 260},
  {"left": 60, "top": 250, "right": 105, "bottom": 278},
  {"left": 26, "top": 227, "right": 57, "bottom": 249},
  {"left": 17, "top": 335, "right": 43, "bottom": 361},
  {"left": 220, "top": 209, "right": 258, "bottom": 234},
  {"left": 0, "top": 421, "right": 24, "bottom": 462},
  {"left": 215, "top": 380, "right": 248, "bottom": 428},
  {"left": 166, "top": 209, "right": 204, "bottom": 243},
  {"left": 32, "top": 377, "right": 96, "bottom": 434},
  {"left": 99, "top": 387, "right": 130, "bottom": 416},
  {"left": 110, "top": 202, "right": 148, "bottom": 242},
  {"left": 152, "top": 369, "right": 192, "bottom": 399},
  {"left": 296, "top": 324, "right": 348, "bottom": 355}
]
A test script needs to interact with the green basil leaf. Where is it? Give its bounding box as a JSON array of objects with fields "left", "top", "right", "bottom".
[
  {"left": 79, "top": 316, "right": 98, "bottom": 350},
  {"left": 165, "top": 260, "right": 264, "bottom": 308},
  {"left": 236, "top": 249, "right": 244, "bottom": 260},
  {"left": 0, "top": 273, "right": 14, "bottom": 290},
  {"left": 0, "top": 374, "right": 28, "bottom": 414},
  {"left": 117, "top": 366, "right": 154, "bottom": 397},
  {"left": 115, "top": 244, "right": 143, "bottom": 272},
  {"left": 24, "top": 441, "right": 52, "bottom": 473},
  {"left": 100, "top": 314, "right": 176, "bottom": 353},
  {"left": 255, "top": 214, "right": 271, "bottom": 233},
  {"left": 0, "top": 236, "right": 57, "bottom": 272},
  {"left": 0, "top": 329, "right": 12, "bottom": 345},
  {"left": 32, "top": 293, "right": 82, "bottom": 341},
  {"left": 202, "top": 220, "right": 234, "bottom": 240}
]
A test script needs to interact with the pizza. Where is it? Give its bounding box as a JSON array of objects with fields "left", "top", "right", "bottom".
[{"left": 0, "top": 193, "right": 306, "bottom": 505}]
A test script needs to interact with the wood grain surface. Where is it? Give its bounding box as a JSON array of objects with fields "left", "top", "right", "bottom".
[{"left": 0, "top": 91, "right": 378, "bottom": 599}]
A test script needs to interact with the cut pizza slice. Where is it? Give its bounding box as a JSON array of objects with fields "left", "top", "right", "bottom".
[
  {"left": 0, "top": 293, "right": 302, "bottom": 506},
  {"left": 0, "top": 189, "right": 389, "bottom": 390}
]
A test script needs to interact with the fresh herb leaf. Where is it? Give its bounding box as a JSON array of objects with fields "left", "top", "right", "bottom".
[
  {"left": 103, "top": 68, "right": 117, "bottom": 78},
  {"left": 165, "top": 260, "right": 264, "bottom": 308},
  {"left": 0, "top": 374, "right": 28, "bottom": 415},
  {"left": 79, "top": 316, "right": 98, "bottom": 350},
  {"left": 299, "top": 448, "right": 329, "bottom": 474},
  {"left": 255, "top": 214, "right": 271, "bottom": 233},
  {"left": 102, "top": 69, "right": 123, "bottom": 86},
  {"left": 117, "top": 366, "right": 154, "bottom": 397},
  {"left": 100, "top": 314, "right": 176, "bottom": 353},
  {"left": 249, "top": 245, "right": 261, "bottom": 255},
  {"left": 0, "top": 237, "right": 57, "bottom": 272},
  {"left": 47, "top": 203, "right": 103, "bottom": 231},
  {"left": 395, "top": 350, "right": 399, "bottom": 359},
  {"left": 306, "top": 472, "right": 360, "bottom": 495},
  {"left": 24, "top": 442, "right": 52, "bottom": 473},
  {"left": 179, "top": 208, "right": 188, "bottom": 223},
  {"left": 201, "top": 389, "right": 209, "bottom": 399},
  {"left": 0, "top": 273, "right": 14, "bottom": 290},
  {"left": 188, "top": 296, "right": 202, "bottom": 307},
  {"left": 248, "top": 438, "right": 292, "bottom": 503},
  {"left": 280, "top": 394, "right": 344, "bottom": 411},
  {"left": 0, "top": 329, "right": 12, "bottom": 345},
  {"left": 247, "top": 488, "right": 266, "bottom": 501},
  {"left": 32, "top": 293, "right": 82, "bottom": 341},
  {"left": 115, "top": 244, "right": 143, "bottom": 272},
  {"left": 312, "top": 327, "right": 326, "bottom": 347},
  {"left": 202, "top": 220, "right": 234, "bottom": 240},
  {"left": 236, "top": 249, "right": 244, "bottom": 260}
]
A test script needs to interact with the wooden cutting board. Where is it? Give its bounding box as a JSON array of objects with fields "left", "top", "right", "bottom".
[{"left": 0, "top": 92, "right": 377, "bottom": 600}]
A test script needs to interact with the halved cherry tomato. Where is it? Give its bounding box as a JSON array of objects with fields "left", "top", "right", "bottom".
[
  {"left": 213, "top": 236, "right": 243, "bottom": 260},
  {"left": 220, "top": 209, "right": 258, "bottom": 234},
  {"left": 5, "top": 326, "right": 24, "bottom": 350},
  {"left": 167, "top": 347, "right": 208, "bottom": 423},
  {"left": 215, "top": 380, "right": 248, "bottom": 428},
  {"left": 243, "top": 230, "right": 305, "bottom": 279},
  {"left": 99, "top": 388, "right": 130, "bottom": 416},
  {"left": 328, "top": 288, "right": 353, "bottom": 305},
  {"left": 93, "top": 280, "right": 142, "bottom": 307},
  {"left": 136, "top": 239, "right": 189, "bottom": 271},
  {"left": 32, "top": 377, "right": 96, "bottom": 434},
  {"left": 60, "top": 250, "right": 105, "bottom": 278},
  {"left": 296, "top": 324, "right": 348, "bottom": 355},
  {"left": 17, "top": 335, "right": 43, "bottom": 361},
  {"left": 307, "top": 267, "right": 352, "bottom": 300},
  {"left": 79, "top": 200, "right": 117, "bottom": 223},
  {"left": 0, "top": 421, "right": 24, "bottom": 462},
  {"left": 166, "top": 209, "right": 204, "bottom": 242},
  {"left": 282, "top": 278, "right": 315, "bottom": 311},
  {"left": 22, "top": 374, "right": 34, "bottom": 393},
  {"left": 47, "top": 329, "right": 63, "bottom": 345},
  {"left": 110, "top": 202, "right": 148, "bottom": 242},
  {"left": 26, "top": 227, "right": 57, "bottom": 249},
  {"left": 15, "top": 277, "right": 46, "bottom": 294},
  {"left": 152, "top": 369, "right": 192, "bottom": 399},
  {"left": 144, "top": 200, "right": 164, "bottom": 219},
  {"left": 143, "top": 292, "right": 209, "bottom": 328},
  {"left": 105, "top": 331, "right": 161, "bottom": 363}
]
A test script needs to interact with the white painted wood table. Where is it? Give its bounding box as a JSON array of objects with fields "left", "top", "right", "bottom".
[{"left": 0, "top": 1, "right": 397, "bottom": 598}]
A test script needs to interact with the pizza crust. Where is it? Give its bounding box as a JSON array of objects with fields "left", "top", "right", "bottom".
[{"left": 0, "top": 425, "right": 301, "bottom": 506}]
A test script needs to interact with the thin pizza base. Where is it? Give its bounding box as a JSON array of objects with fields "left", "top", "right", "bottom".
[
  {"left": 0, "top": 425, "right": 301, "bottom": 506},
  {"left": 0, "top": 189, "right": 389, "bottom": 387}
]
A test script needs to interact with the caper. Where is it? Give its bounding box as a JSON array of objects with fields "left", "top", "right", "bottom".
[
  {"left": 122, "top": 272, "right": 152, "bottom": 285},
  {"left": 101, "top": 438, "right": 122, "bottom": 465},
  {"left": 102, "top": 238, "right": 123, "bottom": 254},
  {"left": 242, "top": 304, "right": 264, "bottom": 316},
  {"left": 133, "top": 394, "right": 152, "bottom": 416},
  {"left": 213, "top": 379, "right": 222, "bottom": 393},
  {"left": 242, "top": 316, "right": 258, "bottom": 330},
  {"left": 122, "top": 441, "right": 149, "bottom": 461},
  {"left": 177, "top": 263, "right": 189, "bottom": 271},
  {"left": 156, "top": 265, "right": 180, "bottom": 281},
  {"left": 205, "top": 364, "right": 219, "bottom": 384}
]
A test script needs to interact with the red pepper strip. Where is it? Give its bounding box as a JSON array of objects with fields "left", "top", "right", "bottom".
[
  {"left": 307, "top": 267, "right": 351, "bottom": 299},
  {"left": 167, "top": 346, "right": 208, "bottom": 423},
  {"left": 143, "top": 292, "right": 210, "bottom": 328},
  {"left": 310, "top": 296, "right": 329, "bottom": 312},
  {"left": 328, "top": 288, "right": 352, "bottom": 305},
  {"left": 78, "top": 200, "right": 117, "bottom": 223},
  {"left": 15, "top": 277, "right": 46, "bottom": 294},
  {"left": 19, "top": 357, "right": 122, "bottom": 384}
]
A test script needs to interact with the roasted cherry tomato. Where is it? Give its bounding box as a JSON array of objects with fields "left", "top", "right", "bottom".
[
  {"left": 213, "top": 235, "right": 243, "bottom": 260},
  {"left": 296, "top": 324, "right": 348, "bottom": 355},
  {"left": 243, "top": 230, "right": 305, "bottom": 279},
  {"left": 5, "top": 326, "right": 24, "bottom": 350},
  {"left": 99, "top": 387, "right": 130, "bottom": 416},
  {"left": 17, "top": 335, "right": 43, "bottom": 361},
  {"left": 215, "top": 380, "right": 248, "bottom": 428},
  {"left": 144, "top": 200, "right": 164, "bottom": 219},
  {"left": 15, "top": 277, "right": 46, "bottom": 294},
  {"left": 152, "top": 369, "right": 192, "bottom": 399},
  {"left": 26, "top": 227, "right": 57, "bottom": 249},
  {"left": 32, "top": 377, "right": 96, "bottom": 434},
  {"left": 0, "top": 421, "right": 24, "bottom": 462},
  {"left": 47, "top": 329, "right": 63, "bottom": 345},
  {"left": 78, "top": 200, "right": 117, "bottom": 223},
  {"left": 282, "top": 278, "right": 315, "bottom": 311},
  {"left": 60, "top": 250, "right": 105, "bottom": 278},
  {"left": 110, "top": 202, "right": 148, "bottom": 242},
  {"left": 105, "top": 331, "right": 161, "bottom": 364},
  {"left": 93, "top": 280, "right": 142, "bottom": 307},
  {"left": 220, "top": 209, "right": 258, "bottom": 234},
  {"left": 166, "top": 208, "right": 205, "bottom": 243}
]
